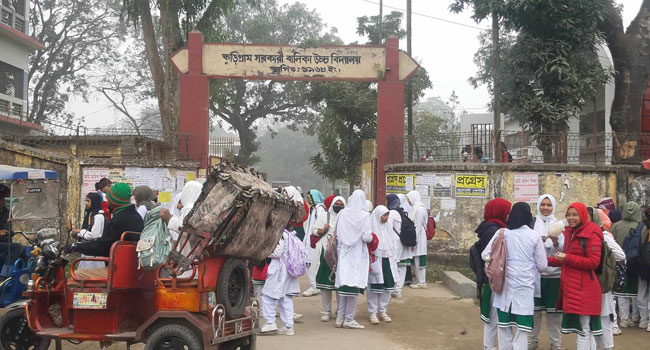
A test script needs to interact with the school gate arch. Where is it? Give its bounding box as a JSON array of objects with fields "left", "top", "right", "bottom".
[{"left": 171, "top": 31, "right": 419, "bottom": 203}]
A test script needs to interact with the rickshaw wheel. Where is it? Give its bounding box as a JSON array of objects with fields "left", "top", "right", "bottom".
[
  {"left": 0, "top": 308, "right": 51, "bottom": 350},
  {"left": 217, "top": 258, "right": 249, "bottom": 319},
  {"left": 144, "top": 324, "right": 202, "bottom": 350}
]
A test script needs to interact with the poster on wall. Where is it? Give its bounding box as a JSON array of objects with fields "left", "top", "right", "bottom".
[
  {"left": 81, "top": 168, "right": 109, "bottom": 199},
  {"left": 514, "top": 173, "right": 539, "bottom": 203},
  {"left": 455, "top": 173, "right": 488, "bottom": 198},
  {"left": 386, "top": 173, "right": 416, "bottom": 194}
]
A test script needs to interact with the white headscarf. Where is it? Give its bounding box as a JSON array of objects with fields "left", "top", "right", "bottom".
[
  {"left": 397, "top": 193, "right": 412, "bottom": 214},
  {"left": 283, "top": 186, "right": 304, "bottom": 204},
  {"left": 533, "top": 194, "right": 557, "bottom": 236},
  {"left": 172, "top": 193, "right": 183, "bottom": 217},
  {"left": 406, "top": 190, "right": 424, "bottom": 221},
  {"left": 336, "top": 190, "right": 371, "bottom": 247},
  {"left": 179, "top": 181, "right": 203, "bottom": 218},
  {"left": 328, "top": 196, "right": 346, "bottom": 229},
  {"left": 366, "top": 200, "right": 373, "bottom": 212},
  {"left": 371, "top": 205, "right": 393, "bottom": 257}
]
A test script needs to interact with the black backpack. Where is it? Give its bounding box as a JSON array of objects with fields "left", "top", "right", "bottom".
[
  {"left": 639, "top": 234, "right": 650, "bottom": 281},
  {"left": 469, "top": 242, "right": 488, "bottom": 287},
  {"left": 623, "top": 223, "right": 644, "bottom": 277},
  {"left": 396, "top": 210, "right": 417, "bottom": 247}
]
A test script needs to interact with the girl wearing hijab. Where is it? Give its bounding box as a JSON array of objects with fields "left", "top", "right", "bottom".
[
  {"left": 548, "top": 202, "right": 603, "bottom": 350},
  {"left": 406, "top": 191, "right": 428, "bottom": 288},
  {"left": 590, "top": 208, "right": 626, "bottom": 347},
  {"left": 475, "top": 198, "right": 511, "bottom": 350},
  {"left": 335, "top": 190, "right": 374, "bottom": 329},
  {"left": 397, "top": 193, "right": 412, "bottom": 215},
  {"left": 387, "top": 194, "right": 413, "bottom": 298},
  {"left": 529, "top": 194, "right": 564, "bottom": 350},
  {"left": 367, "top": 205, "right": 399, "bottom": 325},
  {"left": 610, "top": 201, "right": 645, "bottom": 328},
  {"left": 260, "top": 223, "right": 301, "bottom": 336},
  {"left": 482, "top": 202, "right": 548, "bottom": 350},
  {"left": 134, "top": 185, "right": 157, "bottom": 220},
  {"left": 95, "top": 178, "right": 112, "bottom": 220},
  {"left": 304, "top": 189, "right": 326, "bottom": 297},
  {"left": 167, "top": 181, "right": 203, "bottom": 278},
  {"left": 315, "top": 195, "right": 346, "bottom": 322},
  {"left": 72, "top": 192, "right": 106, "bottom": 269},
  {"left": 171, "top": 193, "right": 183, "bottom": 217}
]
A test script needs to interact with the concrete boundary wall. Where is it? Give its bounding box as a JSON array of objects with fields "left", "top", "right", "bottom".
[{"left": 385, "top": 162, "right": 650, "bottom": 251}]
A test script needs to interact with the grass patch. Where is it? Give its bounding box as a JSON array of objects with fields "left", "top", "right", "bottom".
[{"left": 426, "top": 263, "right": 476, "bottom": 282}]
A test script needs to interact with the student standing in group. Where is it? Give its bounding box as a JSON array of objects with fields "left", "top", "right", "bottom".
[
  {"left": 590, "top": 207, "right": 626, "bottom": 349},
  {"left": 95, "top": 178, "right": 112, "bottom": 220},
  {"left": 406, "top": 191, "right": 428, "bottom": 288},
  {"left": 610, "top": 201, "right": 644, "bottom": 328},
  {"left": 134, "top": 185, "right": 157, "bottom": 220},
  {"left": 474, "top": 198, "right": 511, "bottom": 350},
  {"left": 548, "top": 202, "right": 603, "bottom": 350},
  {"left": 367, "top": 205, "right": 399, "bottom": 325},
  {"left": 315, "top": 195, "right": 346, "bottom": 322},
  {"left": 260, "top": 224, "right": 301, "bottom": 336},
  {"left": 304, "top": 189, "right": 326, "bottom": 297},
  {"left": 482, "top": 202, "right": 547, "bottom": 350},
  {"left": 529, "top": 194, "right": 564, "bottom": 350},
  {"left": 70, "top": 192, "right": 106, "bottom": 269},
  {"left": 335, "top": 190, "right": 373, "bottom": 329},
  {"left": 386, "top": 194, "right": 410, "bottom": 299}
]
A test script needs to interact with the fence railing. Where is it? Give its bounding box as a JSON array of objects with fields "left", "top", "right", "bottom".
[{"left": 398, "top": 131, "right": 650, "bottom": 165}]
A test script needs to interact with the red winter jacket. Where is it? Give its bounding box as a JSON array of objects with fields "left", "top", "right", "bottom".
[{"left": 548, "top": 202, "right": 603, "bottom": 316}]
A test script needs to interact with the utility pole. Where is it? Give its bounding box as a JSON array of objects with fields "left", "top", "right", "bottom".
[
  {"left": 407, "top": 0, "right": 414, "bottom": 162},
  {"left": 379, "top": 0, "right": 383, "bottom": 44},
  {"left": 492, "top": 9, "right": 501, "bottom": 163}
]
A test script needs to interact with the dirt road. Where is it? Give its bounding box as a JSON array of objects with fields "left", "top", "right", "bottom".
[{"left": 1, "top": 278, "right": 645, "bottom": 349}]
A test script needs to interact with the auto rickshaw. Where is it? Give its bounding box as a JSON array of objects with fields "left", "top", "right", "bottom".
[
  {"left": 19, "top": 161, "right": 301, "bottom": 350},
  {"left": 0, "top": 165, "right": 62, "bottom": 350}
]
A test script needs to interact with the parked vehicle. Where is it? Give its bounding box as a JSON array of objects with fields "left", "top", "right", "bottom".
[{"left": 16, "top": 161, "right": 299, "bottom": 350}]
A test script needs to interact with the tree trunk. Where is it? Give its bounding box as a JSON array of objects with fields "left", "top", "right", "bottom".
[
  {"left": 602, "top": 0, "right": 650, "bottom": 162},
  {"left": 234, "top": 125, "right": 259, "bottom": 166}
]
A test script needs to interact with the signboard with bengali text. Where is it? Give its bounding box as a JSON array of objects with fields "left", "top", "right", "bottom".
[{"left": 455, "top": 173, "right": 488, "bottom": 198}]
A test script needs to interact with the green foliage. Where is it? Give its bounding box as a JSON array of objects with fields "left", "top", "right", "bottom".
[
  {"left": 309, "top": 82, "right": 377, "bottom": 186},
  {"left": 452, "top": 0, "right": 611, "bottom": 136},
  {"left": 209, "top": 0, "right": 340, "bottom": 165},
  {"left": 309, "top": 11, "right": 431, "bottom": 186},
  {"left": 357, "top": 11, "right": 407, "bottom": 45}
]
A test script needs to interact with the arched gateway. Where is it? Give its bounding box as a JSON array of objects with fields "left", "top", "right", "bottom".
[{"left": 171, "top": 31, "right": 419, "bottom": 203}]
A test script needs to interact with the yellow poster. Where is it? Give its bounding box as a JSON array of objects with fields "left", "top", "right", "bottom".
[
  {"left": 386, "top": 173, "right": 416, "bottom": 194},
  {"left": 187, "top": 172, "right": 196, "bottom": 181},
  {"left": 158, "top": 192, "right": 172, "bottom": 203},
  {"left": 455, "top": 173, "right": 488, "bottom": 197}
]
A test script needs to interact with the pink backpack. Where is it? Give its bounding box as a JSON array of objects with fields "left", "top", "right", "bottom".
[{"left": 486, "top": 228, "right": 508, "bottom": 294}]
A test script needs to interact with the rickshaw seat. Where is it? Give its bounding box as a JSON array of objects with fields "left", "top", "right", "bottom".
[{"left": 69, "top": 241, "right": 144, "bottom": 289}]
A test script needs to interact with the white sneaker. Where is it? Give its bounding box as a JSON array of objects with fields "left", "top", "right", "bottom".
[
  {"left": 260, "top": 322, "right": 278, "bottom": 333},
  {"left": 277, "top": 326, "right": 295, "bottom": 336},
  {"left": 293, "top": 313, "right": 303, "bottom": 321},
  {"left": 369, "top": 313, "right": 379, "bottom": 325},
  {"left": 619, "top": 319, "right": 634, "bottom": 328},
  {"left": 343, "top": 320, "right": 365, "bottom": 329},
  {"left": 409, "top": 284, "right": 421, "bottom": 289},
  {"left": 639, "top": 321, "right": 649, "bottom": 329},
  {"left": 418, "top": 283, "right": 428, "bottom": 289},
  {"left": 320, "top": 313, "right": 331, "bottom": 322},
  {"left": 391, "top": 291, "right": 402, "bottom": 299},
  {"left": 335, "top": 316, "right": 344, "bottom": 328},
  {"left": 302, "top": 287, "right": 320, "bottom": 297},
  {"left": 647, "top": 324, "right": 650, "bottom": 332},
  {"left": 379, "top": 313, "right": 392, "bottom": 323},
  {"left": 612, "top": 324, "right": 622, "bottom": 335}
]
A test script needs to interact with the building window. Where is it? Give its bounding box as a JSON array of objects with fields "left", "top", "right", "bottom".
[
  {"left": 0, "top": 61, "right": 24, "bottom": 99},
  {"left": 1, "top": 0, "right": 27, "bottom": 33}
]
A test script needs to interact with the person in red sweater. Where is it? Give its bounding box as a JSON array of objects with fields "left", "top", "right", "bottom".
[{"left": 548, "top": 202, "right": 603, "bottom": 350}]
